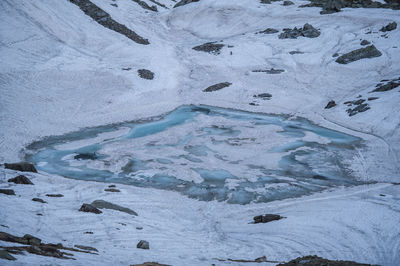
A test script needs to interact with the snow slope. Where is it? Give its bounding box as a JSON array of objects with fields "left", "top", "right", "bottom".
[{"left": 0, "top": 0, "right": 399, "bottom": 265}]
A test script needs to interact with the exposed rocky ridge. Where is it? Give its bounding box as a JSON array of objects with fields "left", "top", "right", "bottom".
[
  {"left": 0, "top": 231, "right": 97, "bottom": 260},
  {"left": 69, "top": 0, "right": 149, "bottom": 45},
  {"left": 278, "top": 255, "right": 376, "bottom": 265},
  {"left": 335, "top": 45, "right": 382, "bottom": 64},
  {"left": 301, "top": 0, "right": 400, "bottom": 13}
]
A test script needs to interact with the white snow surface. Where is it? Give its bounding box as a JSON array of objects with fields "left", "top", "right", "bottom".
[{"left": 0, "top": 0, "right": 399, "bottom": 265}]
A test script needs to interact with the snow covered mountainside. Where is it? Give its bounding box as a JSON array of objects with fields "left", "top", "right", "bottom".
[{"left": 0, "top": 0, "right": 399, "bottom": 265}]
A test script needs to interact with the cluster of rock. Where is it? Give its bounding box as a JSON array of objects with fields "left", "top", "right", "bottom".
[
  {"left": 344, "top": 99, "right": 370, "bottom": 116},
  {"left": 301, "top": 0, "right": 400, "bottom": 14},
  {"left": 192, "top": 42, "right": 225, "bottom": 55},
  {"left": 68, "top": 0, "right": 149, "bottom": 45},
  {"left": 0, "top": 231, "right": 98, "bottom": 261},
  {"left": 372, "top": 77, "right": 400, "bottom": 92},
  {"left": 279, "top": 23, "right": 320, "bottom": 39}
]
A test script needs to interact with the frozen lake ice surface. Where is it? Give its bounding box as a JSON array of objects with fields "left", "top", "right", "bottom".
[{"left": 28, "top": 105, "right": 364, "bottom": 204}]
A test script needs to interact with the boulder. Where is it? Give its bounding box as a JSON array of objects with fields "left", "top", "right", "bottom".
[
  {"left": 137, "top": 240, "right": 149, "bottom": 249},
  {"left": 79, "top": 204, "right": 102, "bottom": 214},
  {"left": 0, "top": 250, "right": 16, "bottom": 261},
  {"left": 138, "top": 69, "right": 155, "bottom": 80},
  {"left": 32, "top": 198, "right": 47, "bottom": 203},
  {"left": 0, "top": 189, "right": 15, "bottom": 196},
  {"left": 193, "top": 42, "right": 224, "bottom": 55},
  {"left": 4, "top": 162, "right": 37, "bottom": 173},
  {"left": 335, "top": 45, "right": 382, "bottom": 64},
  {"left": 283, "top": 1, "right": 295, "bottom": 5},
  {"left": 46, "top": 194, "right": 64, "bottom": 197},
  {"left": 325, "top": 100, "right": 336, "bottom": 109},
  {"left": 380, "top": 22, "right": 397, "bottom": 32},
  {"left": 253, "top": 214, "right": 283, "bottom": 223},
  {"left": 259, "top": 28, "right": 279, "bottom": 34},
  {"left": 91, "top": 200, "right": 138, "bottom": 216},
  {"left": 203, "top": 82, "right": 232, "bottom": 92},
  {"left": 8, "top": 175, "right": 33, "bottom": 185}
]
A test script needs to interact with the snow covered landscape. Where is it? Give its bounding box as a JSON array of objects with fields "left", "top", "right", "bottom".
[{"left": 0, "top": 0, "right": 399, "bottom": 265}]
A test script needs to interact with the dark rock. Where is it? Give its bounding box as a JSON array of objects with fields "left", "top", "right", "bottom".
[
  {"left": 289, "top": 50, "right": 304, "bottom": 54},
  {"left": 8, "top": 175, "right": 33, "bottom": 185},
  {"left": 283, "top": 1, "right": 295, "bottom": 5},
  {"left": 332, "top": 52, "right": 339, "bottom": 57},
  {"left": 347, "top": 103, "right": 370, "bottom": 116},
  {"left": 368, "top": 97, "right": 378, "bottom": 101},
  {"left": 74, "top": 153, "right": 98, "bottom": 160},
  {"left": 320, "top": 0, "right": 344, "bottom": 14},
  {"left": 131, "top": 263, "right": 170, "bottom": 266},
  {"left": 325, "top": 100, "right": 336, "bottom": 109},
  {"left": 137, "top": 240, "right": 149, "bottom": 249},
  {"left": 122, "top": 67, "right": 132, "bottom": 71},
  {"left": 252, "top": 68, "right": 285, "bottom": 74},
  {"left": 138, "top": 69, "right": 155, "bottom": 80},
  {"left": 203, "top": 82, "right": 232, "bottom": 92},
  {"left": 91, "top": 200, "right": 138, "bottom": 215},
  {"left": 108, "top": 184, "right": 116, "bottom": 188},
  {"left": 84, "top": 231, "right": 94, "bottom": 234},
  {"left": 0, "top": 232, "right": 41, "bottom": 246},
  {"left": 259, "top": 28, "right": 279, "bottom": 34},
  {"left": 372, "top": 79, "right": 400, "bottom": 92},
  {"left": 79, "top": 204, "right": 102, "bottom": 214},
  {"left": 131, "top": 0, "right": 157, "bottom": 12},
  {"left": 110, "top": 3, "right": 118, "bottom": 7},
  {"left": 0, "top": 189, "right": 15, "bottom": 196},
  {"left": 74, "top": 245, "right": 98, "bottom": 252},
  {"left": 278, "top": 255, "right": 374, "bottom": 265},
  {"left": 4, "top": 162, "right": 37, "bottom": 173},
  {"left": 46, "top": 194, "right": 64, "bottom": 197},
  {"left": 68, "top": 0, "right": 149, "bottom": 45},
  {"left": 193, "top": 42, "right": 224, "bottom": 55},
  {"left": 261, "top": 0, "right": 281, "bottom": 3},
  {"left": 353, "top": 99, "right": 365, "bottom": 105},
  {"left": 253, "top": 214, "right": 283, "bottom": 223},
  {"left": 360, "top": 40, "right": 371, "bottom": 46},
  {"left": 0, "top": 250, "right": 16, "bottom": 261},
  {"left": 105, "top": 188, "right": 121, "bottom": 192},
  {"left": 279, "top": 23, "right": 320, "bottom": 39},
  {"left": 301, "top": 0, "right": 399, "bottom": 12},
  {"left": 253, "top": 93, "right": 272, "bottom": 100},
  {"left": 23, "top": 234, "right": 42, "bottom": 246},
  {"left": 380, "top": 22, "right": 397, "bottom": 32},
  {"left": 335, "top": 45, "right": 382, "bottom": 64},
  {"left": 249, "top": 102, "right": 257, "bottom": 106},
  {"left": 174, "top": 0, "right": 200, "bottom": 8}
]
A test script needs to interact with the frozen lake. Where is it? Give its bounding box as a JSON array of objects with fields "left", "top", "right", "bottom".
[{"left": 27, "top": 105, "right": 364, "bottom": 204}]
